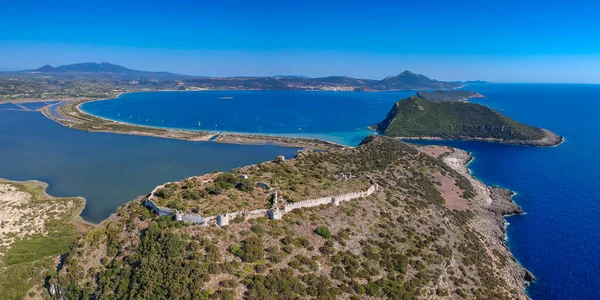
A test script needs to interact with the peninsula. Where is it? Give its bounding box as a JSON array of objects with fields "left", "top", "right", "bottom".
[
  {"left": 48, "top": 136, "right": 533, "bottom": 299},
  {"left": 376, "top": 93, "right": 563, "bottom": 146}
]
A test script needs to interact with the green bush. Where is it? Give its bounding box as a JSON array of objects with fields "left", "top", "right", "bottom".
[
  {"left": 155, "top": 187, "right": 174, "bottom": 199},
  {"left": 166, "top": 200, "right": 185, "bottom": 211},
  {"left": 236, "top": 236, "right": 264, "bottom": 263},
  {"left": 235, "top": 179, "right": 255, "bottom": 192},
  {"left": 214, "top": 173, "right": 238, "bottom": 190},
  {"left": 205, "top": 184, "right": 223, "bottom": 195},
  {"left": 315, "top": 226, "right": 331, "bottom": 239}
]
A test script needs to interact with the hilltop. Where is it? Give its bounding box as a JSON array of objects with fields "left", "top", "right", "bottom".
[
  {"left": 371, "top": 71, "right": 461, "bottom": 90},
  {"left": 30, "top": 62, "right": 187, "bottom": 79},
  {"left": 49, "top": 136, "right": 531, "bottom": 299},
  {"left": 376, "top": 96, "right": 562, "bottom": 146}
]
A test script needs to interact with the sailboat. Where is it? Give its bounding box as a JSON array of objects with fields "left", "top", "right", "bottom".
[{"left": 198, "top": 121, "right": 201, "bottom": 126}]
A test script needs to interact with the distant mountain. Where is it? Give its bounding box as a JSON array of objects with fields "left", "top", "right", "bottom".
[
  {"left": 29, "top": 62, "right": 187, "bottom": 79},
  {"left": 34, "top": 62, "right": 135, "bottom": 73},
  {"left": 370, "top": 71, "right": 462, "bottom": 90},
  {"left": 5, "top": 62, "right": 469, "bottom": 91}
]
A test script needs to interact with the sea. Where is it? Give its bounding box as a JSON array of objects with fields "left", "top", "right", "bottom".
[{"left": 1, "top": 84, "right": 599, "bottom": 298}]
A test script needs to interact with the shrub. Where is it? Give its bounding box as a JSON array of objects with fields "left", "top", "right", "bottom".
[
  {"left": 166, "top": 200, "right": 185, "bottom": 211},
  {"left": 205, "top": 184, "right": 223, "bottom": 195},
  {"left": 250, "top": 224, "right": 265, "bottom": 234},
  {"left": 155, "top": 187, "right": 174, "bottom": 199},
  {"left": 315, "top": 226, "right": 331, "bottom": 239},
  {"left": 214, "top": 173, "right": 238, "bottom": 190},
  {"left": 235, "top": 179, "right": 255, "bottom": 192},
  {"left": 236, "top": 236, "right": 264, "bottom": 263},
  {"left": 181, "top": 189, "right": 203, "bottom": 200}
]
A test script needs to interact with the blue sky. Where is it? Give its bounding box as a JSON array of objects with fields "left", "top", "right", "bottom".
[{"left": 1, "top": 0, "right": 599, "bottom": 82}]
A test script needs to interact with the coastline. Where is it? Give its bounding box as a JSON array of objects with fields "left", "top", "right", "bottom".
[
  {"left": 0, "top": 178, "right": 94, "bottom": 299},
  {"left": 36, "top": 93, "right": 350, "bottom": 150},
  {"left": 442, "top": 148, "right": 535, "bottom": 296}
]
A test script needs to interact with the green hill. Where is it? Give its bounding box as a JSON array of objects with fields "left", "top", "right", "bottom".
[
  {"left": 377, "top": 96, "right": 561, "bottom": 145},
  {"left": 47, "top": 136, "right": 532, "bottom": 299}
]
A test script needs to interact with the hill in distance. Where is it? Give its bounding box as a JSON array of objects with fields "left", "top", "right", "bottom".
[
  {"left": 17, "top": 62, "right": 464, "bottom": 91},
  {"left": 372, "top": 71, "right": 458, "bottom": 90},
  {"left": 376, "top": 95, "right": 562, "bottom": 146},
  {"left": 30, "top": 62, "right": 187, "bottom": 79}
]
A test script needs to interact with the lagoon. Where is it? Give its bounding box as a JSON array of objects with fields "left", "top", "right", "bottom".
[
  {"left": 80, "top": 90, "right": 415, "bottom": 146},
  {"left": 0, "top": 110, "right": 298, "bottom": 223}
]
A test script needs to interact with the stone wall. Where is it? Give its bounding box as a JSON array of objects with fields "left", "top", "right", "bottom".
[
  {"left": 144, "top": 199, "right": 175, "bottom": 217},
  {"left": 145, "top": 181, "right": 378, "bottom": 227},
  {"left": 283, "top": 183, "right": 378, "bottom": 213}
]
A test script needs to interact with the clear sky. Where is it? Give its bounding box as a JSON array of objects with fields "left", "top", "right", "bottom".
[{"left": 1, "top": 0, "right": 599, "bottom": 83}]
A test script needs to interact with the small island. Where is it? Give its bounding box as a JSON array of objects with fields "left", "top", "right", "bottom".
[{"left": 376, "top": 93, "right": 563, "bottom": 146}]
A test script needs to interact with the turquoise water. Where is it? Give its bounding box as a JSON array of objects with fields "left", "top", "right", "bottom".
[
  {"left": 415, "top": 84, "right": 600, "bottom": 299},
  {"left": 80, "top": 90, "right": 415, "bottom": 146},
  {"left": 0, "top": 110, "right": 298, "bottom": 223}
]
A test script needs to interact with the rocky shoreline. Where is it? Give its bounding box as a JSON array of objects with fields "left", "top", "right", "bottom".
[{"left": 443, "top": 149, "right": 535, "bottom": 297}]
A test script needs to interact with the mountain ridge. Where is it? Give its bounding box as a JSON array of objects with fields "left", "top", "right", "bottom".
[{"left": 14, "top": 62, "right": 463, "bottom": 90}]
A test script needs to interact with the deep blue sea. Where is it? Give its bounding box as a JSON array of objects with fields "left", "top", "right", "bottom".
[
  {"left": 3, "top": 84, "right": 599, "bottom": 298},
  {"left": 80, "top": 90, "right": 415, "bottom": 146}
]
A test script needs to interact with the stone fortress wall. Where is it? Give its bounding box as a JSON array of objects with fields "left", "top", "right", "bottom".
[{"left": 144, "top": 178, "right": 378, "bottom": 227}]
